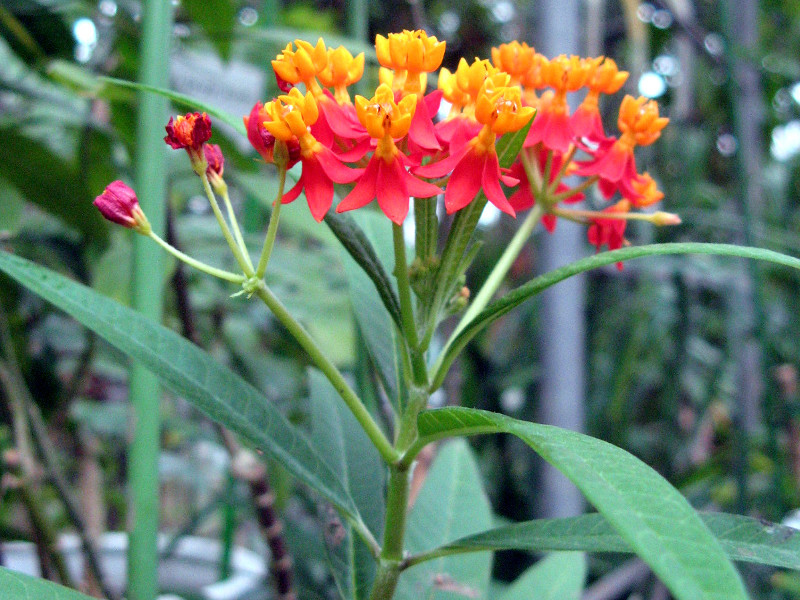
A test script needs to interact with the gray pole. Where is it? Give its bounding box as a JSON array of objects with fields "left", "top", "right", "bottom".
[{"left": 529, "top": 0, "right": 587, "bottom": 519}]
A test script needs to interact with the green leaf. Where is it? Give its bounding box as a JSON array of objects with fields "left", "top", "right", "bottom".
[
  {"left": 0, "top": 251, "right": 360, "bottom": 523},
  {"left": 442, "top": 512, "right": 800, "bottom": 571},
  {"left": 414, "top": 407, "right": 749, "bottom": 600},
  {"left": 97, "top": 76, "right": 246, "bottom": 136},
  {"left": 496, "top": 113, "right": 535, "bottom": 169},
  {"left": 0, "top": 178, "right": 24, "bottom": 234},
  {"left": 310, "top": 368, "right": 384, "bottom": 600},
  {"left": 181, "top": 0, "right": 236, "bottom": 61},
  {"left": 502, "top": 553, "right": 586, "bottom": 600},
  {"left": 432, "top": 242, "right": 800, "bottom": 390},
  {"left": 0, "top": 567, "right": 98, "bottom": 600},
  {"left": 334, "top": 211, "right": 405, "bottom": 408},
  {"left": 0, "top": 127, "right": 108, "bottom": 241},
  {"left": 395, "top": 440, "right": 493, "bottom": 600},
  {"left": 325, "top": 211, "right": 402, "bottom": 327}
]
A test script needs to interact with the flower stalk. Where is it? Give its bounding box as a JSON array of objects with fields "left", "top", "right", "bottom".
[
  {"left": 255, "top": 167, "right": 287, "bottom": 279},
  {"left": 252, "top": 283, "right": 399, "bottom": 465}
]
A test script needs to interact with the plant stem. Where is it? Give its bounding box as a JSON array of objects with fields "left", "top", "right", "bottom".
[
  {"left": 130, "top": 2, "right": 173, "bottom": 597},
  {"left": 368, "top": 462, "right": 412, "bottom": 600},
  {"left": 252, "top": 284, "right": 399, "bottom": 464},
  {"left": 219, "top": 182, "right": 254, "bottom": 272},
  {"left": 200, "top": 172, "right": 254, "bottom": 276},
  {"left": 451, "top": 202, "right": 545, "bottom": 340},
  {"left": 255, "top": 168, "right": 287, "bottom": 279},
  {"left": 393, "top": 222, "right": 419, "bottom": 349},
  {"left": 393, "top": 223, "right": 430, "bottom": 387},
  {"left": 148, "top": 231, "right": 246, "bottom": 283}
]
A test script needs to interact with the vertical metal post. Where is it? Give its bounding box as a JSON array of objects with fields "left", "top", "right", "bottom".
[
  {"left": 529, "top": 0, "right": 587, "bottom": 519},
  {"left": 347, "top": 0, "right": 368, "bottom": 43},
  {"left": 129, "top": 1, "right": 173, "bottom": 598}
]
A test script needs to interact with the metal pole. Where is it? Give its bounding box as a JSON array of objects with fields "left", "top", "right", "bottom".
[{"left": 529, "top": 0, "right": 587, "bottom": 519}]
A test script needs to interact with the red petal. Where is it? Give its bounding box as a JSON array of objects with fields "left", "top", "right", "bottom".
[
  {"left": 335, "top": 137, "right": 374, "bottom": 162},
  {"left": 282, "top": 176, "right": 305, "bottom": 203},
  {"left": 414, "top": 147, "right": 466, "bottom": 178},
  {"left": 337, "top": 157, "right": 380, "bottom": 214},
  {"left": 408, "top": 93, "right": 441, "bottom": 152},
  {"left": 402, "top": 168, "right": 442, "bottom": 198},
  {"left": 482, "top": 153, "right": 515, "bottom": 217},
  {"left": 320, "top": 91, "right": 367, "bottom": 140},
  {"left": 302, "top": 157, "right": 334, "bottom": 221},
  {"left": 377, "top": 159, "right": 411, "bottom": 224},
  {"left": 509, "top": 186, "right": 534, "bottom": 212},
  {"left": 317, "top": 146, "right": 362, "bottom": 183},
  {"left": 444, "top": 150, "right": 484, "bottom": 213}
]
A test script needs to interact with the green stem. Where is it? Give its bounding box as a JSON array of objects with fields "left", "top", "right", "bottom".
[
  {"left": 420, "top": 196, "right": 488, "bottom": 351},
  {"left": 393, "top": 222, "right": 419, "bottom": 349},
  {"left": 368, "top": 462, "right": 412, "bottom": 600},
  {"left": 129, "top": 2, "right": 173, "bottom": 598},
  {"left": 200, "top": 172, "right": 253, "bottom": 276},
  {"left": 219, "top": 182, "right": 253, "bottom": 272},
  {"left": 255, "top": 168, "right": 287, "bottom": 279},
  {"left": 450, "top": 202, "right": 545, "bottom": 340},
  {"left": 393, "top": 223, "right": 429, "bottom": 386},
  {"left": 148, "top": 232, "right": 246, "bottom": 283},
  {"left": 252, "top": 284, "right": 399, "bottom": 464},
  {"left": 545, "top": 145, "right": 577, "bottom": 196},
  {"left": 549, "top": 175, "right": 599, "bottom": 204}
]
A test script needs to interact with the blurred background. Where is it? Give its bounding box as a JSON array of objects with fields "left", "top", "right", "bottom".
[{"left": 2, "top": 0, "right": 800, "bottom": 598}]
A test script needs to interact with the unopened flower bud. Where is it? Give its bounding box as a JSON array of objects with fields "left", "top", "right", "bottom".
[
  {"left": 93, "top": 181, "right": 151, "bottom": 235},
  {"left": 204, "top": 144, "right": 226, "bottom": 191},
  {"left": 651, "top": 211, "right": 681, "bottom": 226}
]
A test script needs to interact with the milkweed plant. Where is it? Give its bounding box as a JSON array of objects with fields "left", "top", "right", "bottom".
[{"left": 6, "top": 29, "right": 800, "bottom": 600}]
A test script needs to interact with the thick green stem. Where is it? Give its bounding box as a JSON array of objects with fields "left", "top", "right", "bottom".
[
  {"left": 368, "top": 463, "right": 412, "bottom": 600},
  {"left": 148, "top": 232, "right": 246, "bottom": 283},
  {"left": 451, "top": 203, "right": 545, "bottom": 340},
  {"left": 255, "top": 168, "right": 287, "bottom": 279},
  {"left": 252, "top": 284, "right": 399, "bottom": 464},
  {"left": 200, "top": 172, "right": 253, "bottom": 276}
]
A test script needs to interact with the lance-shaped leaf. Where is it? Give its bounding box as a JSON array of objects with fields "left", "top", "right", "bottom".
[
  {"left": 411, "top": 407, "right": 749, "bottom": 600},
  {"left": 395, "top": 440, "right": 493, "bottom": 600},
  {"left": 310, "top": 368, "right": 384, "bottom": 600},
  {"left": 325, "top": 211, "right": 402, "bottom": 328},
  {"left": 0, "top": 567, "right": 99, "bottom": 600},
  {"left": 0, "top": 251, "right": 360, "bottom": 523},
  {"left": 502, "top": 552, "right": 586, "bottom": 600},
  {"left": 432, "top": 243, "right": 800, "bottom": 389},
  {"left": 335, "top": 211, "right": 405, "bottom": 408},
  {"left": 95, "top": 76, "right": 245, "bottom": 135},
  {"left": 419, "top": 512, "right": 800, "bottom": 572}
]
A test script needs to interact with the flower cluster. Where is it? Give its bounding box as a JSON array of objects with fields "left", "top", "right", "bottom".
[
  {"left": 95, "top": 31, "right": 678, "bottom": 259},
  {"left": 243, "top": 32, "right": 674, "bottom": 248}
]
